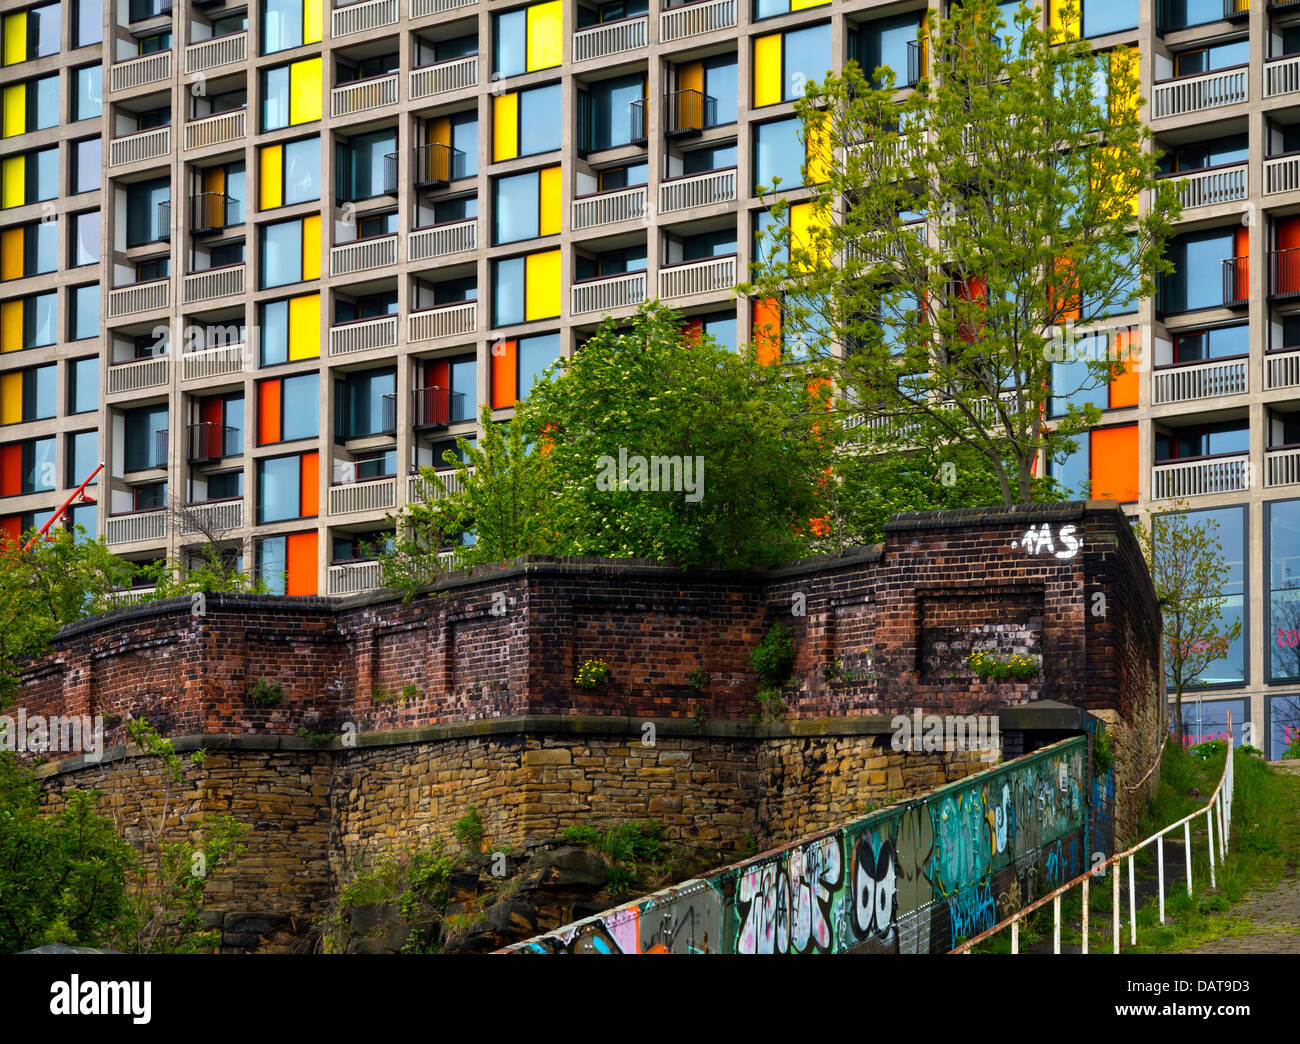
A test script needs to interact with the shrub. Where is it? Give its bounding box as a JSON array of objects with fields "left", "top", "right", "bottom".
[
  {"left": 750, "top": 622, "right": 794, "bottom": 689},
  {"left": 574, "top": 658, "right": 611, "bottom": 689},
  {"left": 453, "top": 806, "right": 485, "bottom": 851},
  {"left": 247, "top": 677, "right": 283, "bottom": 706}
]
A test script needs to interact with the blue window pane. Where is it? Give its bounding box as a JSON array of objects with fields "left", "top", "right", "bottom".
[
  {"left": 281, "top": 372, "right": 319, "bottom": 440},
  {"left": 1161, "top": 0, "right": 1228, "bottom": 30},
  {"left": 69, "top": 502, "right": 96, "bottom": 541},
  {"left": 35, "top": 74, "right": 59, "bottom": 129},
  {"left": 1269, "top": 499, "right": 1300, "bottom": 683},
  {"left": 494, "top": 170, "right": 539, "bottom": 245},
  {"left": 702, "top": 315, "right": 736, "bottom": 352},
  {"left": 262, "top": 0, "right": 304, "bottom": 54},
  {"left": 74, "top": 65, "right": 101, "bottom": 120},
  {"left": 1049, "top": 434, "right": 1090, "bottom": 499},
  {"left": 69, "top": 430, "right": 98, "bottom": 487},
  {"left": 261, "top": 220, "right": 302, "bottom": 288},
  {"left": 33, "top": 147, "right": 58, "bottom": 203},
  {"left": 703, "top": 56, "right": 737, "bottom": 126},
  {"left": 784, "top": 24, "right": 831, "bottom": 101},
  {"left": 71, "top": 357, "right": 98, "bottom": 413},
  {"left": 258, "top": 534, "right": 288, "bottom": 592},
  {"left": 494, "top": 9, "right": 526, "bottom": 77},
  {"left": 448, "top": 357, "right": 476, "bottom": 422},
  {"left": 1163, "top": 229, "right": 1236, "bottom": 313},
  {"left": 262, "top": 66, "right": 290, "bottom": 130},
  {"left": 284, "top": 137, "right": 321, "bottom": 204},
  {"left": 517, "top": 332, "right": 560, "bottom": 399},
  {"left": 519, "top": 84, "right": 562, "bottom": 157},
  {"left": 1270, "top": 694, "right": 1300, "bottom": 760},
  {"left": 31, "top": 290, "right": 57, "bottom": 345},
  {"left": 493, "top": 257, "right": 525, "bottom": 327},
  {"left": 1082, "top": 0, "right": 1139, "bottom": 37},
  {"left": 73, "top": 210, "right": 100, "bottom": 266},
  {"left": 451, "top": 113, "right": 477, "bottom": 178},
  {"left": 755, "top": 118, "right": 803, "bottom": 191},
  {"left": 29, "top": 437, "right": 55, "bottom": 491},
  {"left": 28, "top": 365, "right": 55, "bottom": 419},
  {"left": 1168, "top": 506, "right": 1245, "bottom": 687},
  {"left": 74, "top": 0, "right": 102, "bottom": 47},
  {"left": 260, "top": 300, "right": 289, "bottom": 365},
  {"left": 258, "top": 457, "right": 300, "bottom": 523}
]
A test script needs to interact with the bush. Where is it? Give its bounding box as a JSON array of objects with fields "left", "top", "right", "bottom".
[
  {"left": 453, "top": 806, "right": 485, "bottom": 851},
  {"left": 247, "top": 677, "right": 283, "bottom": 706},
  {"left": 750, "top": 622, "right": 794, "bottom": 689}
]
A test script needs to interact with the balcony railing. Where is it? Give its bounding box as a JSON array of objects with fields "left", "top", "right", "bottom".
[
  {"left": 573, "top": 185, "right": 647, "bottom": 231},
  {"left": 180, "top": 498, "right": 242, "bottom": 535},
  {"left": 184, "top": 264, "right": 245, "bottom": 304},
  {"left": 409, "top": 302, "right": 476, "bottom": 342},
  {"left": 1267, "top": 347, "right": 1300, "bottom": 389},
  {"left": 182, "top": 343, "right": 245, "bottom": 381},
  {"left": 110, "top": 50, "right": 171, "bottom": 93},
  {"left": 1271, "top": 248, "right": 1300, "bottom": 300},
  {"left": 572, "top": 271, "right": 647, "bottom": 315},
  {"left": 109, "top": 126, "right": 171, "bottom": 167},
  {"left": 108, "top": 279, "right": 170, "bottom": 318},
  {"left": 412, "top": 143, "right": 465, "bottom": 186},
  {"left": 107, "top": 355, "right": 169, "bottom": 395},
  {"left": 1223, "top": 256, "right": 1248, "bottom": 307},
  {"left": 660, "top": 0, "right": 735, "bottom": 43},
  {"left": 1266, "top": 54, "right": 1300, "bottom": 98},
  {"left": 408, "top": 467, "right": 476, "bottom": 504},
  {"left": 184, "top": 31, "right": 246, "bottom": 74},
  {"left": 905, "top": 39, "right": 923, "bottom": 87},
  {"left": 1151, "top": 66, "right": 1248, "bottom": 119},
  {"left": 1151, "top": 357, "right": 1249, "bottom": 405},
  {"left": 658, "top": 167, "right": 737, "bottom": 214},
  {"left": 1151, "top": 455, "right": 1251, "bottom": 499},
  {"left": 187, "top": 422, "right": 239, "bottom": 462},
  {"left": 410, "top": 0, "right": 476, "bottom": 15},
  {"left": 106, "top": 510, "right": 167, "bottom": 547},
  {"left": 190, "top": 192, "right": 242, "bottom": 234},
  {"left": 410, "top": 55, "right": 478, "bottom": 101},
  {"left": 184, "top": 109, "right": 245, "bottom": 151},
  {"left": 329, "top": 476, "right": 397, "bottom": 516},
  {"left": 1224, "top": 0, "right": 1250, "bottom": 20},
  {"left": 106, "top": 586, "right": 157, "bottom": 606},
  {"left": 329, "top": 315, "right": 398, "bottom": 356},
  {"left": 331, "top": 73, "right": 399, "bottom": 118},
  {"left": 328, "top": 559, "right": 383, "bottom": 596},
  {"left": 658, "top": 254, "right": 736, "bottom": 299},
  {"left": 574, "top": 14, "right": 647, "bottom": 62},
  {"left": 664, "top": 88, "right": 714, "bottom": 137},
  {"left": 1266, "top": 446, "right": 1300, "bottom": 488},
  {"left": 330, "top": 234, "right": 398, "bottom": 276},
  {"left": 1265, "top": 152, "right": 1300, "bottom": 194},
  {"left": 333, "top": 0, "right": 398, "bottom": 39},
  {"left": 413, "top": 385, "right": 457, "bottom": 428},
  {"left": 1166, "top": 163, "right": 1248, "bottom": 209},
  {"left": 409, "top": 219, "right": 477, "bottom": 262}
]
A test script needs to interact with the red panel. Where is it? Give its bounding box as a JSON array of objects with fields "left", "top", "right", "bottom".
[
  {"left": 0, "top": 444, "right": 21, "bottom": 497},
  {"left": 200, "top": 397, "right": 223, "bottom": 427},
  {"left": 299, "top": 450, "right": 318, "bottom": 518},
  {"left": 0, "top": 514, "right": 20, "bottom": 546},
  {"left": 1233, "top": 225, "right": 1250, "bottom": 298},
  {"left": 285, "top": 531, "right": 317, "bottom": 597},
  {"left": 491, "top": 340, "right": 518, "bottom": 409},
  {"left": 258, "top": 380, "right": 281, "bottom": 445},
  {"left": 682, "top": 318, "right": 703, "bottom": 347}
]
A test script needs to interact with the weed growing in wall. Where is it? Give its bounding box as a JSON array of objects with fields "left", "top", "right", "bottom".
[
  {"left": 453, "top": 806, "right": 485, "bottom": 852},
  {"left": 574, "top": 658, "right": 611, "bottom": 689},
  {"left": 247, "top": 678, "right": 284, "bottom": 707}
]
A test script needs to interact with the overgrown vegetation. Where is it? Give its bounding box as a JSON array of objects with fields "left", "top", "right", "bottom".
[
  {"left": 319, "top": 841, "right": 455, "bottom": 954},
  {"left": 749, "top": 622, "right": 796, "bottom": 722},
  {"left": 453, "top": 806, "right": 485, "bottom": 853},
  {"left": 247, "top": 677, "right": 284, "bottom": 707},
  {"left": 559, "top": 819, "right": 668, "bottom": 895}
]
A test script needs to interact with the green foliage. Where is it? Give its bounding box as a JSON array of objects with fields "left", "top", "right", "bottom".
[
  {"left": 372, "top": 682, "right": 421, "bottom": 705},
  {"left": 559, "top": 824, "right": 600, "bottom": 847},
  {"left": 247, "top": 677, "right": 283, "bottom": 707},
  {"left": 1092, "top": 727, "right": 1115, "bottom": 777},
  {"left": 560, "top": 819, "right": 666, "bottom": 895},
  {"left": 686, "top": 666, "right": 710, "bottom": 691},
  {"left": 573, "top": 658, "right": 611, "bottom": 689},
  {"left": 1285, "top": 732, "right": 1300, "bottom": 761},
  {"left": 750, "top": 622, "right": 795, "bottom": 689},
  {"left": 137, "top": 543, "right": 268, "bottom": 600},
  {"left": 296, "top": 727, "right": 334, "bottom": 747},
  {"left": 319, "top": 841, "right": 454, "bottom": 954},
  {"left": 965, "top": 650, "right": 1039, "bottom": 680},
  {"left": 453, "top": 805, "right": 485, "bottom": 852}
]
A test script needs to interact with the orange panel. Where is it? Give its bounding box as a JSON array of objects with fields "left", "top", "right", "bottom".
[
  {"left": 200, "top": 397, "right": 223, "bottom": 426},
  {"left": 753, "top": 298, "right": 781, "bottom": 365},
  {"left": 0, "top": 442, "right": 20, "bottom": 495},
  {"left": 490, "top": 339, "right": 518, "bottom": 409},
  {"left": 299, "top": 450, "right": 318, "bottom": 517},
  {"left": 285, "top": 530, "right": 318, "bottom": 596},
  {"left": 430, "top": 359, "right": 450, "bottom": 390},
  {"left": 1109, "top": 328, "right": 1139, "bottom": 408},
  {"left": 1090, "top": 424, "right": 1138, "bottom": 503},
  {"left": 1234, "top": 225, "right": 1251, "bottom": 299},
  {"left": 258, "top": 380, "right": 282, "bottom": 445},
  {"left": 682, "top": 317, "right": 703, "bottom": 347}
]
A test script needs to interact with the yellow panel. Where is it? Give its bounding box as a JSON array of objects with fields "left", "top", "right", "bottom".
[
  {"left": 303, "top": 0, "right": 322, "bottom": 45},
  {"left": 538, "top": 166, "right": 561, "bottom": 236},
  {"left": 0, "top": 229, "right": 22, "bottom": 280},
  {"left": 790, "top": 202, "right": 830, "bottom": 273},
  {"left": 301, "top": 215, "right": 320, "bottom": 281},
  {"left": 525, "top": 1, "right": 562, "bottom": 72},
  {"left": 0, "top": 300, "right": 19, "bottom": 351},
  {"left": 805, "top": 113, "right": 831, "bottom": 185},
  {"left": 203, "top": 166, "right": 224, "bottom": 197},
  {"left": 429, "top": 116, "right": 450, "bottom": 148},
  {"left": 289, "top": 57, "right": 322, "bottom": 126},
  {"left": 493, "top": 93, "right": 518, "bottom": 162},
  {"left": 3, "top": 84, "right": 25, "bottom": 138},
  {"left": 753, "top": 34, "right": 782, "bottom": 108},
  {"left": 0, "top": 372, "right": 20, "bottom": 424},
  {"left": 1049, "top": 0, "right": 1080, "bottom": 40},
  {"left": 260, "top": 145, "right": 283, "bottom": 210},
  {"left": 790, "top": 0, "right": 829, "bottom": 9},
  {"left": 288, "top": 294, "right": 320, "bottom": 360},
  {"left": 524, "top": 249, "right": 561, "bottom": 321},
  {"left": 1, "top": 155, "right": 23, "bottom": 209},
  {"left": 678, "top": 61, "right": 703, "bottom": 96},
  {"left": 3, "top": 13, "right": 26, "bottom": 66}
]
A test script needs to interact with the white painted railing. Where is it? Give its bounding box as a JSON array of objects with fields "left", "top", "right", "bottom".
[
  {"left": 331, "top": 74, "right": 399, "bottom": 117},
  {"left": 572, "top": 272, "right": 646, "bottom": 315},
  {"left": 184, "top": 32, "right": 246, "bottom": 74},
  {"left": 573, "top": 186, "right": 646, "bottom": 230},
  {"left": 182, "top": 344, "right": 245, "bottom": 381},
  {"left": 184, "top": 110, "right": 245, "bottom": 151},
  {"left": 1265, "top": 54, "right": 1300, "bottom": 98},
  {"left": 659, "top": 168, "right": 737, "bottom": 214},
  {"left": 332, "top": 0, "right": 398, "bottom": 39},
  {"left": 408, "top": 220, "right": 477, "bottom": 262},
  {"left": 107, "top": 356, "right": 169, "bottom": 395},
  {"left": 107, "top": 587, "right": 156, "bottom": 606},
  {"left": 1151, "top": 67, "right": 1248, "bottom": 118},
  {"left": 410, "top": 0, "right": 475, "bottom": 15},
  {"left": 1169, "top": 164, "right": 1247, "bottom": 209},
  {"left": 1151, "top": 456, "right": 1251, "bottom": 499},
  {"left": 106, "top": 510, "right": 168, "bottom": 546},
  {"left": 330, "top": 235, "right": 398, "bottom": 276},
  {"left": 1266, "top": 447, "right": 1300, "bottom": 488},
  {"left": 330, "top": 315, "right": 398, "bottom": 356},
  {"left": 184, "top": 265, "right": 245, "bottom": 304},
  {"left": 409, "top": 302, "right": 476, "bottom": 342},
  {"left": 850, "top": 221, "right": 927, "bottom": 264},
  {"left": 108, "top": 279, "right": 170, "bottom": 318},
  {"left": 1265, "top": 154, "right": 1300, "bottom": 195},
  {"left": 180, "top": 499, "right": 242, "bottom": 534},
  {"left": 109, "top": 126, "right": 171, "bottom": 167},
  {"left": 573, "top": 15, "right": 647, "bottom": 62},
  {"left": 1151, "top": 358, "right": 1248, "bottom": 405},
  {"left": 408, "top": 467, "right": 476, "bottom": 503},
  {"left": 660, "top": 0, "right": 735, "bottom": 43},
  {"left": 328, "top": 560, "right": 384, "bottom": 596},
  {"left": 410, "top": 55, "right": 478, "bottom": 101},
  {"left": 330, "top": 477, "right": 397, "bottom": 516},
  {"left": 110, "top": 50, "right": 171, "bottom": 93},
  {"left": 1266, "top": 348, "right": 1300, "bottom": 390},
  {"left": 658, "top": 255, "right": 736, "bottom": 300}
]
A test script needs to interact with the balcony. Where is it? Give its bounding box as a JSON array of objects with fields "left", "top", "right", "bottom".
[
  {"left": 1272, "top": 248, "right": 1300, "bottom": 300},
  {"left": 189, "top": 192, "right": 242, "bottom": 235},
  {"left": 107, "top": 587, "right": 157, "bottom": 606},
  {"left": 1265, "top": 152, "right": 1300, "bottom": 194},
  {"left": 330, "top": 315, "right": 398, "bottom": 357},
  {"left": 187, "top": 422, "right": 239, "bottom": 462},
  {"left": 658, "top": 167, "right": 737, "bottom": 214},
  {"left": 660, "top": 0, "right": 735, "bottom": 44},
  {"left": 1224, "top": 0, "right": 1250, "bottom": 20},
  {"left": 573, "top": 185, "right": 647, "bottom": 231},
  {"left": 851, "top": 221, "right": 927, "bottom": 265},
  {"left": 905, "top": 39, "right": 923, "bottom": 88},
  {"left": 574, "top": 14, "right": 647, "bottom": 63},
  {"left": 1223, "top": 256, "right": 1249, "bottom": 308},
  {"left": 572, "top": 271, "right": 647, "bottom": 315},
  {"left": 1151, "top": 66, "right": 1248, "bottom": 119},
  {"left": 182, "top": 343, "right": 245, "bottom": 381},
  {"left": 184, "top": 109, "right": 246, "bottom": 151},
  {"left": 180, "top": 498, "right": 242, "bottom": 535},
  {"left": 108, "top": 279, "right": 170, "bottom": 319},
  {"left": 333, "top": 0, "right": 399, "bottom": 39},
  {"left": 184, "top": 31, "right": 246, "bottom": 74},
  {"left": 664, "top": 89, "right": 713, "bottom": 137},
  {"left": 408, "top": 467, "right": 475, "bottom": 504},
  {"left": 328, "top": 559, "right": 383, "bottom": 596},
  {"left": 658, "top": 255, "right": 736, "bottom": 300},
  {"left": 412, "top": 143, "right": 465, "bottom": 187},
  {"left": 1267, "top": 347, "right": 1300, "bottom": 389},
  {"left": 107, "top": 355, "right": 169, "bottom": 395},
  {"left": 412, "top": 385, "right": 458, "bottom": 428},
  {"left": 409, "top": 219, "right": 477, "bottom": 262},
  {"left": 109, "top": 126, "right": 171, "bottom": 168},
  {"left": 330, "top": 235, "right": 399, "bottom": 276},
  {"left": 409, "top": 302, "right": 476, "bottom": 342},
  {"left": 106, "top": 510, "right": 168, "bottom": 547},
  {"left": 330, "top": 476, "right": 397, "bottom": 516},
  {"left": 1266, "top": 54, "right": 1300, "bottom": 98},
  {"left": 1151, "top": 455, "right": 1251, "bottom": 499},
  {"left": 109, "top": 50, "right": 172, "bottom": 93},
  {"left": 1151, "top": 357, "right": 1249, "bottom": 405},
  {"left": 184, "top": 264, "right": 245, "bottom": 304},
  {"left": 332, "top": 73, "right": 399, "bottom": 118},
  {"left": 1266, "top": 446, "right": 1300, "bottom": 488},
  {"left": 1164, "top": 163, "right": 1247, "bottom": 209},
  {"left": 410, "top": 0, "right": 476, "bottom": 15},
  {"left": 410, "top": 55, "right": 478, "bottom": 102}
]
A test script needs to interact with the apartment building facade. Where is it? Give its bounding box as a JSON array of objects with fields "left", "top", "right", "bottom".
[{"left": 0, "top": 0, "right": 1296, "bottom": 755}]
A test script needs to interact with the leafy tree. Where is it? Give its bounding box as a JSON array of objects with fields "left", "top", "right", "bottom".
[
  {"left": 742, "top": 0, "right": 1178, "bottom": 505},
  {"left": 1133, "top": 507, "right": 1242, "bottom": 746},
  {"left": 138, "top": 543, "right": 269, "bottom": 600}
]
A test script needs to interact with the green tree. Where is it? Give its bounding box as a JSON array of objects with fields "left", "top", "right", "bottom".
[{"left": 742, "top": 0, "right": 1178, "bottom": 506}]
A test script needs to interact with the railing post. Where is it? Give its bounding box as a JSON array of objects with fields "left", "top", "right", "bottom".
[
  {"left": 1081, "top": 877, "right": 1089, "bottom": 954},
  {"left": 1112, "top": 864, "right": 1120, "bottom": 953},
  {"left": 1052, "top": 894, "right": 1060, "bottom": 954},
  {"left": 1206, "top": 808, "right": 1217, "bottom": 890},
  {"left": 1184, "top": 819, "right": 1193, "bottom": 896},
  {"left": 1217, "top": 791, "right": 1227, "bottom": 860},
  {"left": 1011, "top": 917, "right": 1018, "bottom": 954},
  {"left": 1157, "top": 834, "right": 1165, "bottom": 924},
  {"left": 1128, "top": 854, "right": 1137, "bottom": 946}
]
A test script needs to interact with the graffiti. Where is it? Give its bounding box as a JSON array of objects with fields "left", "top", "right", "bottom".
[
  {"left": 736, "top": 836, "right": 842, "bottom": 954},
  {"left": 934, "top": 792, "right": 990, "bottom": 896},
  {"left": 947, "top": 881, "right": 996, "bottom": 943},
  {"left": 850, "top": 836, "right": 897, "bottom": 942},
  {"left": 638, "top": 889, "right": 723, "bottom": 954},
  {"left": 893, "top": 803, "right": 935, "bottom": 954}
]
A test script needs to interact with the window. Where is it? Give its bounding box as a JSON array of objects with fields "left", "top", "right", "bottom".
[
  {"left": 492, "top": 249, "right": 561, "bottom": 327},
  {"left": 335, "top": 130, "right": 396, "bottom": 203},
  {"left": 1048, "top": 328, "right": 1139, "bottom": 416},
  {"left": 682, "top": 311, "right": 737, "bottom": 353},
  {"left": 577, "top": 74, "right": 647, "bottom": 153},
  {"left": 1173, "top": 39, "right": 1248, "bottom": 77},
  {"left": 259, "top": 136, "right": 321, "bottom": 209},
  {"left": 754, "top": 0, "right": 827, "bottom": 19},
  {"left": 69, "top": 356, "right": 97, "bottom": 413},
  {"left": 1156, "top": 0, "right": 1227, "bottom": 32},
  {"left": 138, "top": 30, "right": 170, "bottom": 55},
  {"left": 1, "top": 145, "right": 57, "bottom": 208},
  {"left": 2, "top": 4, "right": 61, "bottom": 66},
  {"left": 576, "top": 244, "right": 645, "bottom": 279},
  {"left": 70, "top": 284, "right": 98, "bottom": 340},
  {"left": 71, "top": 137, "right": 101, "bottom": 195},
  {"left": 490, "top": 331, "right": 560, "bottom": 407},
  {"left": 262, "top": 0, "right": 321, "bottom": 55},
  {"left": 71, "top": 210, "right": 99, "bottom": 267},
  {"left": 259, "top": 294, "right": 320, "bottom": 366},
  {"left": 682, "top": 143, "right": 737, "bottom": 175},
  {"left": 1172, "top": 324, "right": 1248, "bottom": 364},
  {"left": 413, "top": 355, "right": 476, "bottom": 427},
  {"left": 73, "top": 0, "right": 101, "bottom": 48},
  {"left": 1048, "top": 425, "right": 1137, "bottom": 500},
  {"left": 853, "top": 11, "right": 924, "bottom": 86},
  {"left": 755, "top": 117, "right": 805, "bottom": 191},
  {"left": 422, "top": 112, "right": 477, "bottom": 181},
  {"left": 66, "top": 430, "right": 97, "bottom": 488},
  {"left": 73, "top": 63, "right": 101, "bottom": 120},
  {"left": 679, "top": 229, "right": 735, "bottom": 260},
  {"left": 493, "top": 1, "right": 561, "bottom": 78},
  {"left": 0, "top": 221, "right": 57, "bottom": 280},
  {"left": 597, "top": 163, "right": 648, "bottom": 192},
  {"left": 336, "top": 369, "right": 396, "bottom": 439},
  {"left": 259, "top": 215, "right": 321, "bottom": 288},
  {"left": 205, "top": 470, "right": 243, "bottom": 500},
  {"left": 1155, "top": 420, "right": 1249, "bottom": 462},
  {"left": 126, "top": 178, "right": 168, "bottom": 248},
  {"left": 136, "top": 256, "right": 169, "bottom": 282},
  {"left": 262, "top": 57, "right": 322, "bottom": 131},
  {"left": 753, "top": 24, "right": 830, "bottom": 107},
  {"left": 257, "top": 371, "right": 319, "bottom": 443},
  {"left": 1, "top": 73, "right": 58, "bottom": 136},
  {"left": 357, "top": 211, "right": 397, "bottom": 239},
  {"left": 429, "top": 436, "right": 474, "bottom": 470},
  {"left": 123, "top": 405, "right": 167, "bottom": 472},
  {"left": 1, "top": 292, "right": 54, "bottom": 352},
  {"left": 1269, "top": 499, "right": 1300, "bottom": 684},
  {"left": 334, "top": 290, "right": 397, "bottom": 323},
  {"left": 493, "top": 83, "right": 562, "bottom": 162},
  {"left": 493, "top": 167, "right": 561, "bottom": 245},
  {"left": 257, "top": 453, "right": 318, "bottom": 523},
  {"left": 256, "top": 531, "right": 317, "bottom": 595},
  {"left": 1159, "top": 134, "right": 1248, "bottom": 175},
  {"left": 0, "top": 435, "right": 54, "bottom": 494},
  {"left": 416, "top": 33, "right": 476, "bottom": 66},
  {"left": 1159, "top": 227, "right": 1246, "bottom": 314},
  {"left": 0, "top": 363, "right": 54, "bottom": 424}
]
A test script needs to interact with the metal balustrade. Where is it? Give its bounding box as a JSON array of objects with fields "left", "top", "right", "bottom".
[
  {"left": 182, "top": 344, "right": 245, "bottom": 381},
  {"left": 572, "top": 272, "right": 647, "bottom": 315},
  {"left": 109, "top": 126, "right": 171, "bottom": 167},
  {"left": 180, "top": 499, "right": 242, "bottom": 534},
  {"left": 408, "top": 302, "right": 476, "bottom": 342},
  {"left": 332, "top": 0, "right": 398, "bottom": 38},
  {"left": 1151, "top": 66, "right": 1248, "bottom": 118},
  {"left": 329, "top": 477, "right": 397, "bottom": 516},
  {"left": 330, "top": 235, "right": 398, "bottom": 276},
  {"left": 1266, "top": 447, "right": 1300, "bottom": 488},
  {"left": 106, "top": 356, "right": 169, "bottom": 395},
  {"left": 1267, "top": 348, "right": 1300, "bottom": 390},
  {"left": 408, "top": 467, "right": 476, "bottom": 504},
  {"left": 106, "top": 587, "right": 156, "bottom": 606},
  {"left": 184, "top": 109, "right": 245, "bottom": 151},
  {"left": 108, "top": 279, "right": 170, "bottom": 318},
  {"left": 410, "top": 55, "right": 478, "bottom": 101},
  {"left": 658, "top": 255, "right": 736, "bottom": 299},
  {"left": 328, "top": 560, "right": 384, "bottom": 596},
  {"left": 187, "top": 422, "right": 239, "bottom": 461},
  {"left": 573, "top": 185, "right": 647, "bottom": 230},
  {"left": 1265, "top": 153, "right": 1300, "bottom": 194},
  {"left": 1266, "top": 54, "right": 1300, "bottom": 98},
  {"left": 1151, "top": 358, "right": 1249, "bottom": 405},
  {"left": 410, "top": 0, "right": 475, "bottom": 14},
  {"left": 183, "top": 265, "right": 245, "bottom": 304},
  {"left": 184, "top": 32, "right": 246, "bottom": 74},
  {"left": 331, "top": 73, "right": 399, "bottom": 118},
  {"left": 658, "top": 168, "right": 737, "bottom": 214},
  {"left": 106, "top": 510, "right": 168, "bottom": 547},
  {"left": 329, "top": 315, "right": 398, "bottom": 356},
  {"left": 110, "top": 50, "right": 171, "bottom": 93},
  {"left": 1151, "top": 456, "right": 1251, "bottom": 499},
  {"left": 408, "top": 220, "right": 477, "bottom": 262},
  {"left": 573, "top": 15, "right": 647, "bottom": 62},
  {"left": 660, "top": 0, "right": 735, "bottom": 42},
  {"left": 1168, "top": 164, "right": 1247, "bottom": 209}
]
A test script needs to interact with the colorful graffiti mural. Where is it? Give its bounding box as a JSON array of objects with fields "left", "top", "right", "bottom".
[{"left": 508, "top": 736, "right": 1096, "bottom": 955}]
